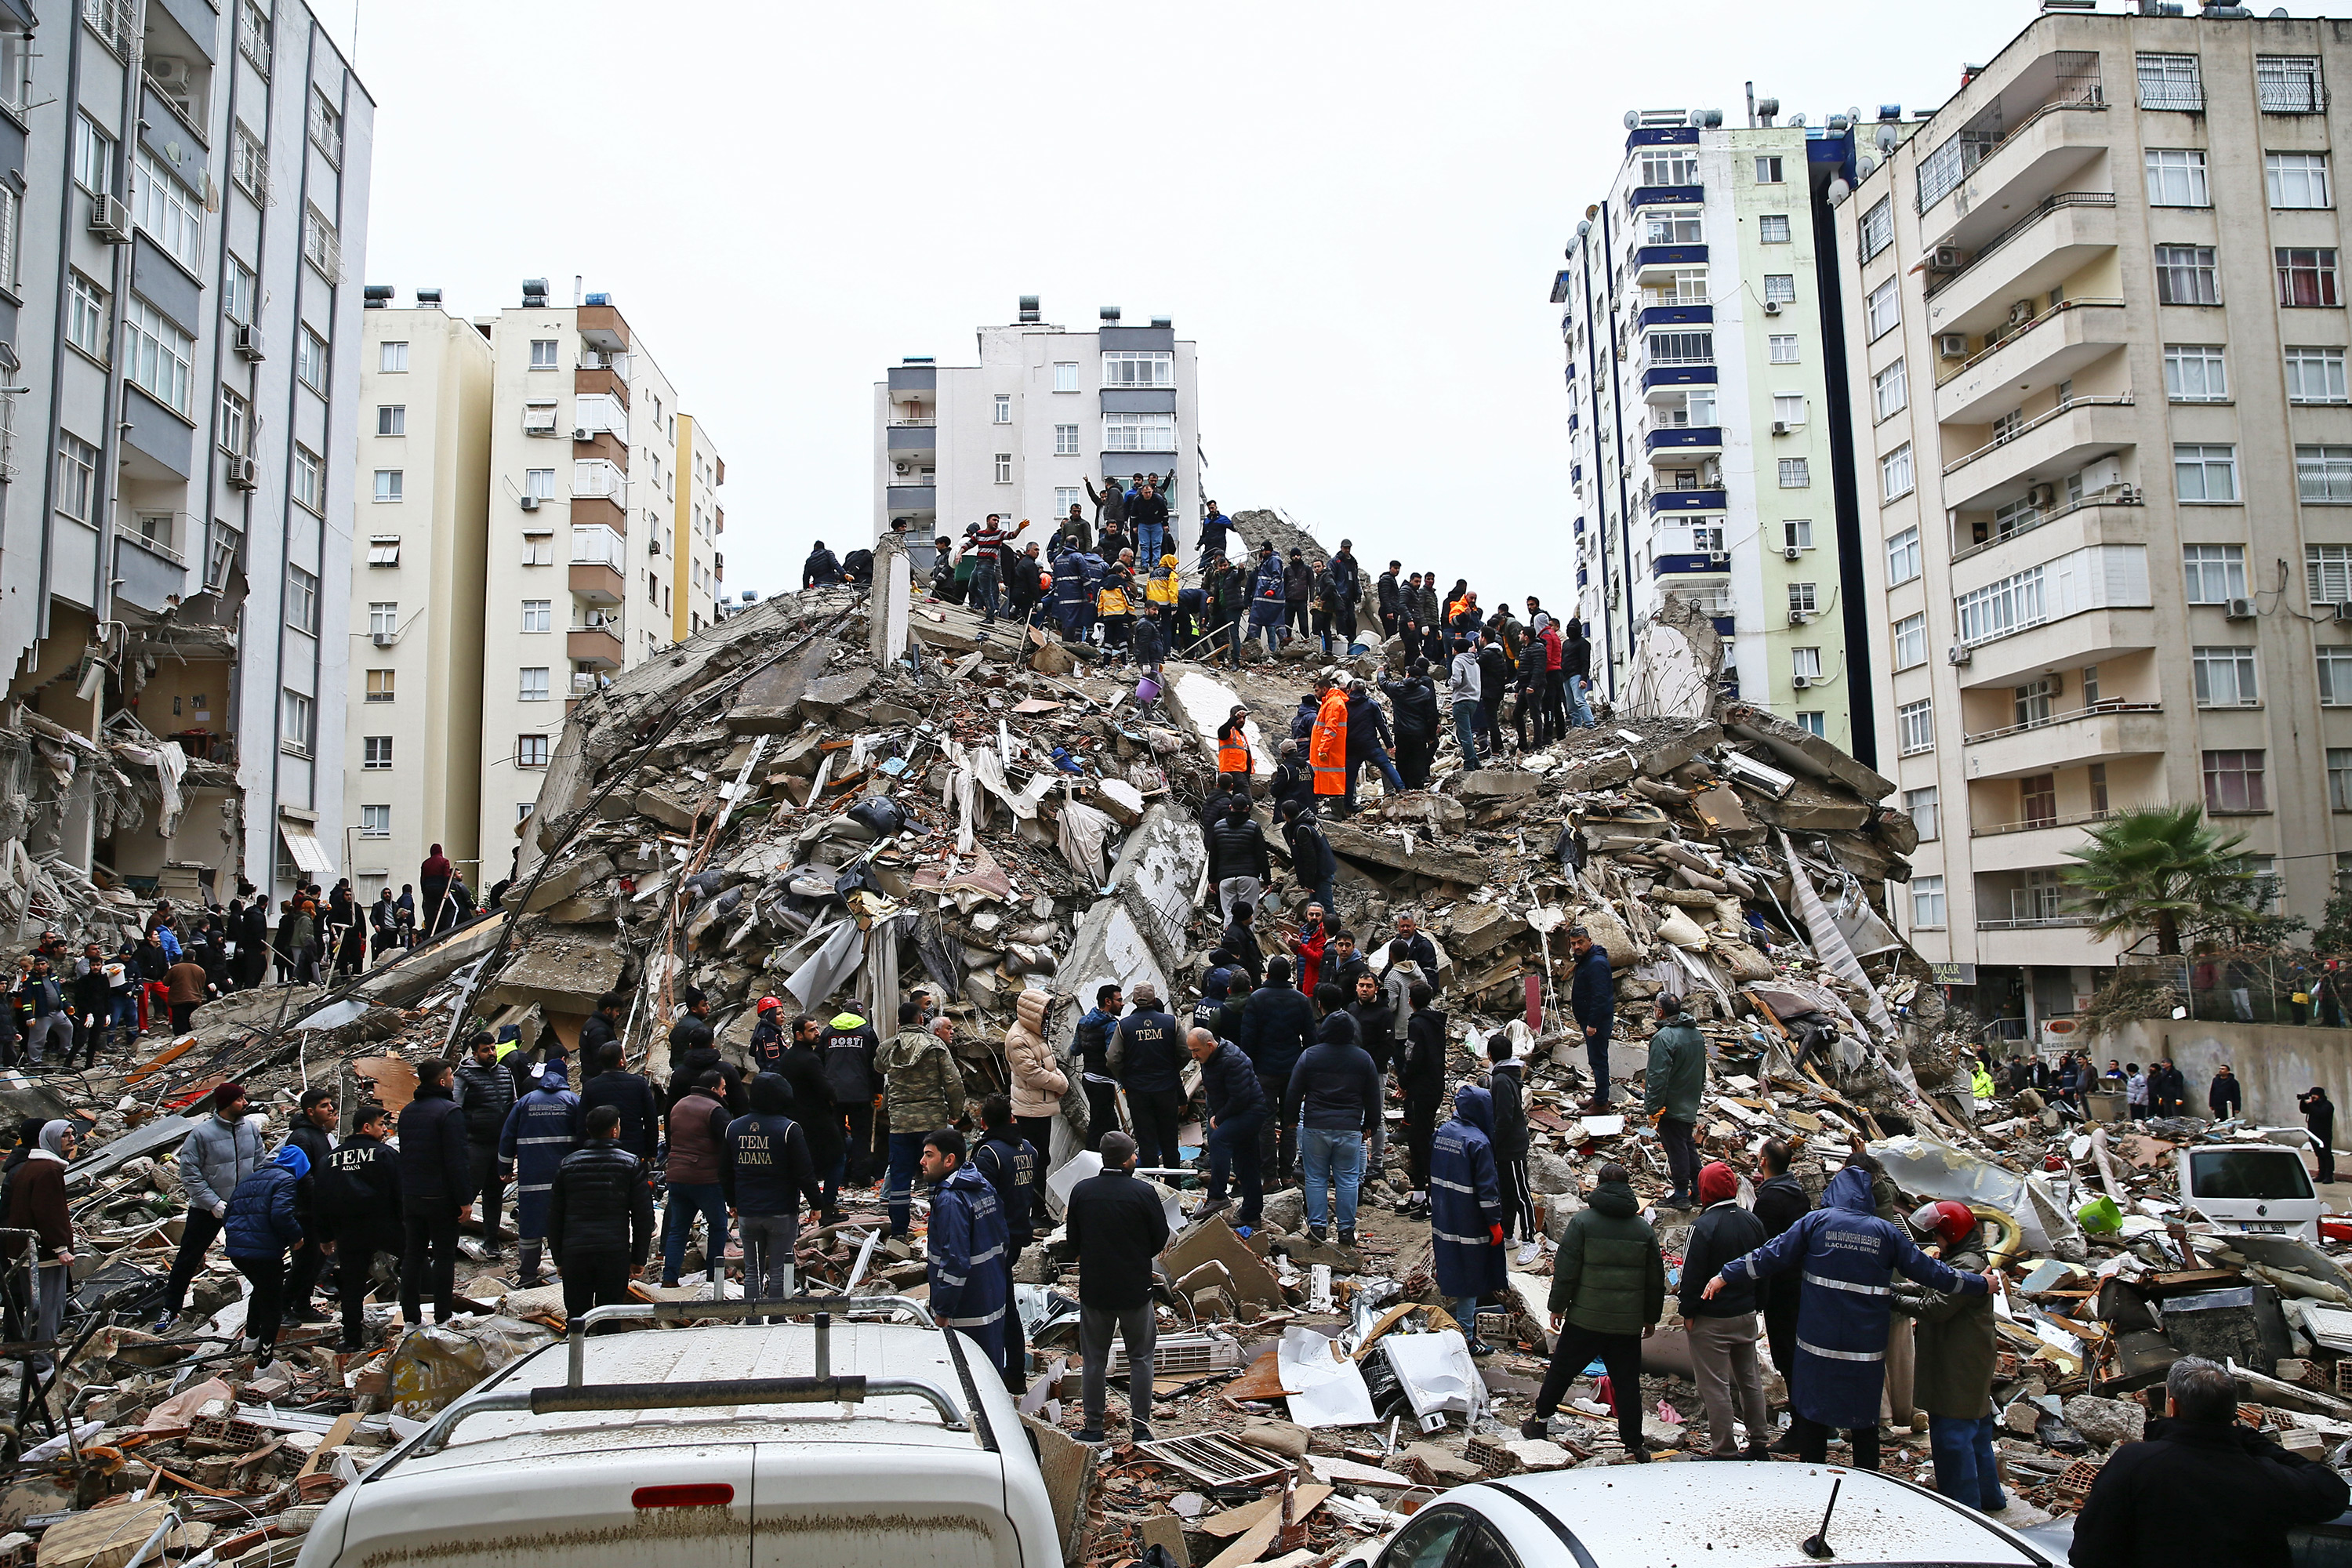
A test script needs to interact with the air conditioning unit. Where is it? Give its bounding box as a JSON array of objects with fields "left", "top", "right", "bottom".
[
  {"left": 89, "top": 194, "right": 132, "bottom": 243},
  {"left": 2008, "top": 299, "right": 2037, "bottom": 325},
  {"left": 893, "top": 461, "right": 910, "bottom": 476},
  {"left": 369, "top": 630, "right": 394, "bottom": 648},
  {"left": 1791, "top": 673, "right": 1813, "bottom": 689},
  {"left": 2028, "top": 483, "right": 2057, "bottom": 508},
  {"left": 2225, "top": 597, "right": 2257, "bottom": 620},
  {"left": 2333, "top": 601, "right": 2352, "bottom": 623},
  {"left": 1771, "top": 420, "right": 1791, "bottom": 436},
  {"left": 1762, "top": 299, "right": 1782, "bottom": 316},
  {"left": 232, "top": 322, "right": 264, "bottom": 360},
  {"left": 1937, "top": 333, "right": 1969, "bottom": 359},
  {"left": 649, "top": 537, "right": 662, "bottom": 555},
  {"left": 572, "top": 428, "right": 592, "bottom": 442},
  {"left": 1948, "top": 644, "right": 1973, "bottom": 666},
  {"left": 1929, "top": 243, "right": 1965, "bottom": 271},
  {"left": 1783, "top": 543, "right": 1804, "bottom": 561},
  {"left": 1788, "top": 611, "right": 1809, "bottom": 626},
  {"left": 225, "top": 455, "right": 259, "bottom": 490},
  {"left": 519, "top": 495, "right": 541, "bottom": 512},
  {"left": 1708, "top": 550, "right": 1730, "bottom": 566}
]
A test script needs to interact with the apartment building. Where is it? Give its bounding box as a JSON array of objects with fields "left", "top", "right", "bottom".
[
  {"left": 1555, "top": 106, "right": 1876, "bottom": 757},
  {"left": 339, "top": 282, "right": 725, "bottom": 897},
  {"left": 874, "top": 299, "right": 1201, "bottom": 559},
  {"left": 0, "top": 0, "right": 372, "bottom": 904},
  {"left": 1834, "top": 3, "right": 2352, "bottom": 1035}
]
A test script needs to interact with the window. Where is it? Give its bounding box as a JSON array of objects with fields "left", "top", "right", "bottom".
[
  {"left": 2193, "top": 645, "right": 2259, "bottom": 706},
  {"left": 2281, "top": 249, "right": 2341, "bottom": 307},
  {"left": 2259, "top": 54, "right": 2326, "bottom": 113},
  {"left": 1054, "top": 424, "right": 1079, "bottom": 456},
  {"left": 378, "top": 340, "right": 408, "bottom": 374},
  {"left": 1858, "top": 197, "right": 1893, "bottom": 262},
  {"left": 1958, "top": 566, "right": 2048, "bottom": 644},
  {"left": 993, "top": 453, "right": 1012, "bottom": 484},
  {"left": 1763, "top": 274, "right": 1796, "bottom": 306},
  {"left": 377, "top": 405, "right": 405, "bottom": 437},
  {"left": 2268, "top": 151, "right": 2332, "bottom": 208},
  {"left": 522, "top": 531, "right": 554, "bottom": 566},
  {"left": 365, "top": 601, "right": 397, "bottom": 637},
  {"left": 1795, "top": 711, "right": 1826, "bottom": 738},
  {"left": 293, "top": 444, "right": 322, "bottom": 512},
  {"left": 2145, "top": 149, "right": 2210, "bottom": 207},
  {"left": 1646, "top": 330, "right": 1713, "bottom": 365},
  {"left": 2164, "top": 344, "right": 2228, "bottom": 401},
  {"left": 2154, "top": 245, "right": 2220, "bottom": 305},
  {"left": 281, "top": 691, "right": 312, "bottom": 754},
  {"left": 518, "top": 668, "right": 550, "bottom": 702},
  {"left": 524, "top": 468, "right": 554, "bottom": 500},
  {"left": 2176, "top": 443, "right": 2239, "bottom": 502},
  {"left": 2332, "top": 752, "right": 2352, "bottom": 812},
  {"left": 238, "top": 0, "right": 270, "bottom": 71},
  {"left": 2202, "top": 749, "right": 2267, "bottom": 812},
  {"left": 517, "top": 735, "right": 550, "bottom": 768},
  {"left": 358, "top": 804, "right": 390, "bottom": 838},
  {"left": 1777, "top": 457, "right": 1809, "bottom": 488},
  {"left": 2321, "top": 651, "right": 2352, "bottom": 708},
  {"left": 1866, "top": 278, "right": 1900, "bottom": 339},
  {"left": 1758, "top": 213, "right": 1791, "bottom": 245},
  {"left": 300, "top": 207, "right": 338, "bottom": 281},
  {"left": 1103, "top": 412, "right": 1177, "bottom": 451},
  {"left": 372, "top": 470, "right": 401, "bottom": 503},
  {"left": 2309, "top": 543, "right": 2352, "bottom": 604},
  {"left": 1886, "top": 525, "right": 1922, "bottom": 586},
  {"left": 1780, "top": 519, "right": 1813, "bottom": 552},
  {"left": 1101, "top": 350, "right": 1174, "bottom": 387},
  {"left": 307, "top": 85, "right": 341, "bottom": 164},
  {"left": 2288, "top": 346, "right": 2350, "bottom": 404},
  {"left": 224, "top": 256, "right": 255, "bottom": 325},
  {"left": 230, "top": 127, "right": 267, "bottom": 202},
  {"left": 519, "top": 599, "right": 551, "bottom": 634},
  {"left": 1643, "top": 209, "right": 1702, "bottom": 245},
  {"left": 361, "top": 735, "right": 392, "bottom": 771},
  {"left": 1054, "top": 485, "right": 1082, "bottom": 516},
  {"left": 1873, "top": 359, "right": 1907, "bottom": 419},
  {"left": 285, "top": 565, "right": 317, "bottom": 633},
  {"left": 2300, "top": 445, "right": 2352, "bottom": 503},
  {"left": 74, "top": 116, "right": 113, "bottom": 195},
  {"left": 1910, "top": 875, "right": 1946, "bottom": 930},
  {"left": 217, "top": 387, "right": 248, "bottom": 454},
  {"left": 1899, "top": 699, "right": 1934, "bottom": 755},
  {"left": 993, "top": 393, "right": 1011, "bottom": 424},
  {"left": 1881, "top": 444, "right": 1915, "bottom": 501},
  {"left": 1788, "top": 583, "right": 1819, "bottom": 615},
  {"left": 529, "top": 338, "right": 559, "bottom": 369},
  {"left": 1768, "top": 334, "right": 1798, "bottom": 364},
  {"left": 1893, "top": 612, "right": 1927, "bottom": 670},
  {"left": 1053, "top": 361, "right": 1077, "bottom": 393},
  {"left": 365, "top": 535, "right": 398, "bottom": 566},
  {"left": 1791, "top": 647, "right": 1823, "bottom": 679},
  {"left": 2014, "top": 676, "right": 2058, "bottom": 728},
  {"left": 2089, "top": 760, "right": 2108, "bottom": 813},
  {"left": 2138, "top": 52, "right": 2204, "bottom": 111},
  {"left": 132, "top": 147, "right": 201, "bottom": 272},
  {"left": 2183, "top": 543, "right": 2247, "bottom": 603},
  {"left": 1639, "top": 149, "right": 1700, "bottom": 185},
  {"left": 67, "top": 272, "right": 107, "bottom": 361},
  {"left": 297, "top": 325, "right": 328, "bottom": 393},
  {"left": 1756, "top": 154, "right": 1784, "bottom": 183},
  {"left": 124, "top": 298, "right": 193, "bottom": 416},
  {"left": 1770, "top": 394, "right": 1806, "bottom": 429},
  {"left": 56, "top": 434, "right": 96, "bottom": 521},
  {"left": 1906, "top": 786, "right": 1940, "bottom": 843},
  {"left": 518, "top": 399, "right": 560, "bottom": 438}
]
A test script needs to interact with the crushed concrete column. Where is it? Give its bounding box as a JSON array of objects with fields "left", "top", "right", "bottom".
[
  {"left": 869, "top": 532, "right": 913, "bottom": 668},
  {"left": 1052, "top": 802, "right": 1207, "bottom": 1058}
]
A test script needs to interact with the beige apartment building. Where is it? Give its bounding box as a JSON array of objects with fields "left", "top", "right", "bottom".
[
  {"left": 344, "top": 283, "right": 724, "bottom": 904},
  {"left": 1835, "top": 4, "right": 2352, "bottom": 1039}
]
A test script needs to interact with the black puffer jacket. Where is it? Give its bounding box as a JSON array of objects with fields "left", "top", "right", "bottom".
[
  {"left": 396, "top": 1083, "right": 470, "bottom": 1202},
  {"left": 546, "top": 1143, "right": 655, "bottom": 1262},
  {"left": 1206, "top": 813, "right": 1271, "bottom": 883},
  {"left": 453, "top": 1059, "right": 517, "bottom": 1147},
  {"left": 1380, "top": 677, "right": 1438, "bottom": 740}
]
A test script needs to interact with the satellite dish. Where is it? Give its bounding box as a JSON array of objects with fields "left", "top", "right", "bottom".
[
  {"left": 1828, "top": 179, "right": 1853, "bottom": 205},
  {"left": 1848, "top": 107, "right": 1862, "bottom": 127},
  {"left": 1624, "top": 110, "right": 1641, "bottom": 129},
  {"left": 1876, "top": 124, "right": 1899, "bottom": 153},
  {"left": 1789, "top": 113, "right": 1806, "bottom": 128},
  {"left": 1857, "top": 154, "right": 1878, "bottom": 177},
  {"left": 1577, "top": 219, "right": 1592, "bottom": 238}
]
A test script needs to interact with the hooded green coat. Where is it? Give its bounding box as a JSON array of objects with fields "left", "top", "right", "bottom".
[
  {"left": 1642, "top": 1010, "right": 1706, "bottom": 1124},
  {"left": 1548, "top": 1179, "right": 1666, "bottom": 1335}
]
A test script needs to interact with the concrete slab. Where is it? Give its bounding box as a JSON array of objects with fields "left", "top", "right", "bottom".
[
  {"left": 483, "top": 927, "right": 625, "bottom": 1013},
  {"left": 1324, "top": 822, "right": 1488, "bottom": 887}
]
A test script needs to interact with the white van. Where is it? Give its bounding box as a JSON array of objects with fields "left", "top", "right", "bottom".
[
  {"left": 294, "top": 1298, "right": 1061, "bottom": 1568},
  {"left": 2177, "top": 1142, "right": 2324, "bottom": 1241}
]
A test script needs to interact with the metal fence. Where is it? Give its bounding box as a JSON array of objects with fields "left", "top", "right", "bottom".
[{"left": 2114, "top": 953, "right": 2352, "bottom": 1028}]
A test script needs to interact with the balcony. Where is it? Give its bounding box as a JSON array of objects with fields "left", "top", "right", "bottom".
[
  {"left": 887, "top": 484, "right": 937, "bottom": 520},
  {"left": 1939, "top": 394, "right": 2136, "bottom": 510},
  {"left": 1654, "top": 553, "right": 1731, "bottom": 577},
  {"left": 1922, "top": 101, "right": 2110, "bottom": 247},
  {"left": 1633, "top": 245, "right": 1708, "bottom": 284},
  {"left": 1924, "top": 194, "right": 2117, "bottom": 337},
  {"left": 887, "top": 423, "right": 937, "bottom": 461},
  {"left": 572, "top": 429, "right": 627, "bottom": 467},
  {"left": 570, "top": 561, "right": 624, "bottom": 604},
  {"left": 887, "top": 363, "right": 938, "bottom": 394},
  {"left": 1969, "top": 809, "right": 2119, "bottom": 872},
  {"left": 1642, "top": 361, "right": 1716, "bottom": 401},
  {"left": 1951, "top": 495, "right": 2147, "bottom": 588},
  {"left": 576, "top": 303, "right": 630, "bottom": 355},
  {"left": 575, "top": 365, "right": 628, "bottom": 409},
  {"left": 1646, "top": 426, "right": 1722, "bottom": 466},
  {"left": 1958, "top": 606, "right": 2156, "bottom": 690},
  {"left": 1629, "top": 183, "right": 1704, "bottom": 209},
  {"left": 1650, "top": 488, "right": 1726, "bottom": 515},
  {"left": 568, "top": 625, "right": 624, "bottom": 670},
  {"left": 1960, "top": 701, "right": 2164, "bottom": 778},
  {"left": 1934, "top": 299, "right": 2129, "bottom": 422},
  {"left": 1637, "top": 303, "right": 1713, "bottom": 330},
  {"left": 1973, "top": 920, "right": 2117, "bottom": 967},
  {"left": 113, "top": 532, "right": 188, "bottom": 615}
]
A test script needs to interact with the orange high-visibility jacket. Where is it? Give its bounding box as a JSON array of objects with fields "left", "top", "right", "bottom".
[{"left": 1310, "top": 688, "right": 1348, "bottom": 797}]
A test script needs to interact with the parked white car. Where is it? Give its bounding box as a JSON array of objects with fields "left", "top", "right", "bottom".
[
  {"left": 294, "top": 1298, "right": 1058, "bottom": 1568},
  {"left": 1329, "top": 1463, "right": 2061, "bottom": 1568},
  {"left": 2177, "top": 1141, "right": 2324, "bottom": 1241}
]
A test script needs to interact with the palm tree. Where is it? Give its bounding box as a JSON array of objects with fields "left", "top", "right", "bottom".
[{"left": 2060, "top": 804, "right": 2257, "bottom": 956}]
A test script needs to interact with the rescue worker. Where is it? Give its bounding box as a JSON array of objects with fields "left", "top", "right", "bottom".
[
  {"left": 1894, "top": 1199, "right": 2007, "bottom": 1512},
  {"left": 819, "top": 1008, "right": 881, "bottom": 1186},
  {"left": 315, "top": 1103, "right": 402, "bottom": 1352},
  {"left": 971, "top": 1094, "right": 1040, "bottom": 1390},
  {"left": 1429, "top": 1083, "right": 1507, "bottom": 1356},
  {"left": 1116, "top": 986, "right": 1185, "bottom": 1174},
  {"left": 922, "top": 1128, "right": 1010, "bottom": 1372},
  {"left": 748, "top": 995, "right": 789, "bottom": 1074},
  {"left": 1238, "top": 956, "right": 1315, "bottom": 1182},
  {"left": 1216, "top": 705, "right": 1254, "bottom": 786},
  {"left": 497, "top": 1062, "right": 580, "bottom": 1288},
  {"left": 720, "top": 1073, "right": 825, "bottom": 1308}
]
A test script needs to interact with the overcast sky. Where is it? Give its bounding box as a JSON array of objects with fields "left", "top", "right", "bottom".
[{"left": 345, "top": 1, "right": 2339, "bottom": 603}]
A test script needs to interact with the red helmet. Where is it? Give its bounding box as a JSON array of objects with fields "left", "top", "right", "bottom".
[
  {"left": 1909, "top": 1200, "right": 1978, "bottom": 1248},
  {"left": 755, "top": 996, "right": 782, "bottom": 1015}
]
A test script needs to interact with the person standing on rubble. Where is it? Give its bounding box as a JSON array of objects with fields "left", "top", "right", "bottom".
[
  {"left": 2302, "top": 1085, "right": 2337, "bottom": 1185},
  {"left": 877, "top": 1006, "right": 968, "bottom": 1239},
  {"left": 1643, "top": 996, "right": 1706, "bottom": 1209},
  {"left": 1293, "top": 985, "right": 1381, "bottom": 1247},
  {"left": 1116, "top": 986, "right": 1185, "bottom": 1176},
  {"left": 1394, "top": 982, "right": 1446, "bottom": 1218},
  {"left": 661, "top": 1068, "right": 735, "bottom": 1286},
  {"left": 1749, "top": 1137, "right": 1808, "bottom": 1437},
  {"left": 747, "top": 996, "right": 788, "bottom": 1075},
  {"left": 15, "top": 960, "right": 68, "bottom": 1069},
  {"left": 1191, "top": 1026, "right": 1265, "bottom": 1227},
  {"left": 1240, "top": 956, "right": 1315, "bottom": 1183},
  {"left": 1075, "top": 984, "right": 1125, "bottom": 1155},
  {"left": 223, "top": 1143, "right": 307, "bottom": 1364},
  {"left": 315, "top": 1104, "right": 401, "bottom": 1352},
  {"left": 1004, "top": 990, "right": 1065, "bottom": 1218},
  {"left": 1485, "top": 1036, "right": 1537, "bottom": 1265},
  {"left": 156, "top": 1083, "right": 265, "bottom": 1330},
  {"left": 1701, "top": 1152, "right": 1994, "bottom": 1470},
  {"left": 419, "top": 844, "right": 454, "bottom": 938},
  {"left": 549, "top": 1105, "right": 657, "bottom": 1316},
  {"left": 720, "top": 1073, "right": 826, "bottom": 1308},
  {"left": 7, "top": 1121, "right": 74, "bottom": 1370},
  {"left": 1222, "top": 902, "right": 1265, "bottom": 991},
  {"left": 1282, "top": 803, "right": 1338, "bottom": 918},
  {"left": 1380, "top": 659, "right": 1439, "bottom": 790},
  {"left": 1447, "top": 637, "right": 1483, "bottom": 771},
  {"left": 802, "top": 540, "right": 844, "bottom": 589},
  {"left": 69, "top": 946, "right": 110, "bottom": 1067},
  {"left": 1679, "top": 1160, "right": 1771, "bottom": 1461},
  {"left": 1065, "top": 1130, "right": 1168, "bottom": 1443},
  {"left": 1891, "top": 1198, "right": 2008, "bottom": 1512},
  {"left": 922, "top": 1127, "right": 1012, "bottom": 1374},
  {"left": 1570, "top": 927, "right": 1617, "bottom": 1112},
  {"left": 1431, "top": 1083, "right": 1508, "bottom": 1356},
  {"left": 577, "top": 1040, "right": 661, "bottom": 1174},
  {"left": 453, "top": 1032, "right": 517, "bottom": 1261},
  {"left": 773, "top": 1018, "right": 845, "bottom": 1218},
  {"left": 971, "top": 1095, "right": 1039, "bottom": 1389},
  {"left": 1308, "top": 674, "right": 1348, "bottom": 813},
  {"left": 1342, "top": 675, "right": 1405, "bottom": 812},
  {"left": 1563, "top": 618, "right": 1596, "bottom": 728},
  {"left": 2209, "top": 1062, "right": 2244, "bottom": 1120},
  {"left": 1348, "top": 970, "right": 1396, "bottom": 1181},
  {"left": 1290, "top": 902, "right": 1329, "bottom": 996},
  {"left": 500, "top": 1062, "right": 581, "bottom": 1288},
  {"left": 1526, "top": 1161, "right": 1667, "bottom": 1455},
  {"left": 398, "top": 1059, "right": 474, "bottom": 1325},
  {"left": 281, "top": 1088, "right": 339, "bottom": 1324},
  {"left": 817, "top": 1007, "right": 882, "bottom": 1187}
]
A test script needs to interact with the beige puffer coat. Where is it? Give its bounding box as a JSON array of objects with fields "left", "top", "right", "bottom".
[{"left": 1005, "top": 989, "right": 1069, "bottom": 1119}]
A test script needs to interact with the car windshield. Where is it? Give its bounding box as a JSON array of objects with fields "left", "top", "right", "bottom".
[{"left": 2190, "top": 1147, "right": 2315, "bottom": 1201}]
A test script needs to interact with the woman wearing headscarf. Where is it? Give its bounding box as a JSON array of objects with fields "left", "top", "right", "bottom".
[
  {"left": 6, "top": 1120, "right": 76, "bottom": 1369},
  {"left": 223, "top": 1145, "right": 308, "bottom": 1359}
]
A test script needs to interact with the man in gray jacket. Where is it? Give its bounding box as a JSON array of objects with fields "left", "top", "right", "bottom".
[
  {"left": 155, "top": 1083, "right": 264, "bottom": 1329},
  {"left": 1449, "top": 639, "right": 1483, "bottom": 771}
]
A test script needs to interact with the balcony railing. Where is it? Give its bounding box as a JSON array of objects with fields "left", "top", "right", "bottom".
[
  {"left": 1962, "top": 700, "right": 2162, "bottom": 746},
  {"left": 1976, "top": 912, "right": 2095, "bottom": 931},
  {"left": 1942, "top": 393, "right": 2132, "bottom": 477},
  {"left": 1951, "top": 485, "right": 2143, "bottom": 565},
  {"left": 1971, "top": 808, "right": 2116, "bottom": 838},
  {"left": 2259, "top": 74, "right": 2328, "bottom": 114},
  {"left": 1934, "top": 296, "right": 2127, "bottom": 387},
  {"left": 1915, "top": 68, "right": 2105, "bottom": 216},
  {"left": 1925, "top": 192, "right": 2117, "bottom": 299},
  {"left": 239, "top": 13, "right": 271, "bottom": 72}
]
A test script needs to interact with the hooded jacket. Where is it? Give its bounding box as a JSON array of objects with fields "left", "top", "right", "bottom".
[
  {"left": 1642, "top": 1007, "right": 1707, "bottom": 1124},
  {"left": 1430, "top": 1085, "right": 1505, "bottom": 1299},
  {"left": 720, "top": 1105, "right": 824, "bottom": 1218},
  {"left": 1238, "top": 980, "right": 1316, "bottom": 1081},
  {"left": 6, "top": 1127, "right": 70, "bottom": 1262},
  {"left": 2067, "top": 1416, "right": 2350, "bottom": 1568},
  {"left": 1549, "top": 1178, "right": 1667, "bottom": 1335},
  {"left": 177, "top": 1110, "right": 266, "bottom": 1216},
  {"left": 497, "top": 1067, "right": 581, "bottom": 1239},
  {"left": 1721, "top": 1163, "right": 1987, "bottom": 1428},
  {"left": 1893, "top": 1232, "right": 1998, "bottom": 1419},
  {"left": 927, "top": 1162, "right": 1010, "bottom": 1334},
  {"left": 774, "top": 1044, "right": 842, "bottom": 1174},
  {"left": 1342, "top": 689, "right": 1392, "bottom": 758},
  {"left": 224, "top": 1145, "right": 307, "bottom": 1260},
  {"left": 877, "top": 1025, "right": 967, "bottom": 1134},
  {"left": 1400, "top": 1006, "right": 1449, "bottom": 1105},
  {"left": 1288, "top": 1027, "right": 1381, "bottom": 1134},
  {"left": 1680, "top": 1198, "right": 1767, "bottom": 1319},
  {"left": 1484, "top": 1058, "right": 1528, "bottom": 1158},
  {"left": 315, "top": 1131, "right": 402, "bottom": 1238},
  {"left": 1379, "top": 676, "right": 1439, "bottom": 742},
  {"left": 1005, "top": 989, "right": 1068, "bottom": 1120},
  {"left": 819, "top": 1013, "right": 881, "bottom": 1105}
]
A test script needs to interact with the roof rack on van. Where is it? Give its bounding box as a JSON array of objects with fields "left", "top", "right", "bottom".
[{"left": 564, "top": 1294, "right": 936, "bottom": 1388}]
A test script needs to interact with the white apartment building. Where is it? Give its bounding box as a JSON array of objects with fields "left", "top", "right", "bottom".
[
  {"left": 1557, "top": 107, "right": 1876, "bottom": 757},
  {"left": 1, "top": 0, "right": 372, "bottom": 904},
  {"left": 874, "top": 299, "right": 1201, "bottom": 559},
  {"left": 1835, "top": 3, "right": 2352, "bottom": 1035},
  {"left": 341, "top": 282, "right": 724, "bottom": 898}
]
